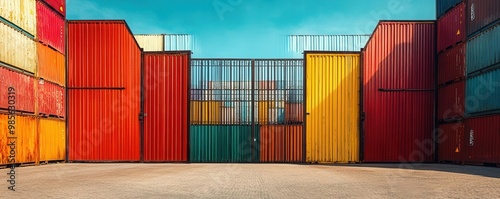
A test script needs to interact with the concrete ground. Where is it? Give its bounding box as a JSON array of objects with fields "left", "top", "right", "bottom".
[{"left": 1, "top": 163, "right": 499, "bottom": 198}]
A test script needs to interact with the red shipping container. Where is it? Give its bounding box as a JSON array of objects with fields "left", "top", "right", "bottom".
[
  {"left": 36, "top": 0, "right": 65, "bottom": 54},
  {"left": 437, "top": 43, "right": 466, "bottom": 85},
  {"left": 0, "top": 67, "right": 35, "bottom": 113},
  {"left": 465, "top": 115, "right": 500, "bottom": 164},
  {"left": 42, "top": 0, "right": 65, "bottom": 16},
  {"left": 362, "top": 21, "right": 436, "bottom": 163},
  {"left": 68, "top": 20, "right": 141, "bottom": 162},
  {"left": 260, "top": 125, "right": 303, "bottom": 163},
  {"left": 437, "top": 2, "right": 466, "bottom": 53},
  {"left": 37, "top": 80, "right": 65, "bottom": 117},
  {"left": 437, "top": 81, "right": 465, "bottom": 121},
  {"left": 437, "top": 122, "right": 465, "bottom": 162},
  {"left": 143, "top": 52, "right": 190, "bottom": 162},
  {"left": 467, "top": 0, "right": 500, "bottom": 36}
]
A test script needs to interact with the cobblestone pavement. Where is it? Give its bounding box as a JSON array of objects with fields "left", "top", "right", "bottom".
[{"left": 1, "top": 163, "right": 500, "bottom": 198}]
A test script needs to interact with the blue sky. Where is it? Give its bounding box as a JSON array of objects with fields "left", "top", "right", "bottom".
[{"left": 67, "top": 0, "right": 435, "bottom": 58}]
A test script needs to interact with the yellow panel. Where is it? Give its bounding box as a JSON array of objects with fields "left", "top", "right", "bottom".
[
  {"left": 0, "top": 114, "right": 38, "bottom": 165},
  {"left": 190, "top": 101, "right": 221, "bottom": 124},
  {"left": 0, "top": 22, "right": 37, "bottom": 73},
  {"left": 306, "top": 53, "right": 360, "bottom": 163},
  {"left": 0, "top": 0, "right": 37, "bottom": 35},
  {"left": 39, "top": 118, "right": 66, "bottom": 162},
  {"left": 258, "top": 101, "right": 270, "bottom": 124}
]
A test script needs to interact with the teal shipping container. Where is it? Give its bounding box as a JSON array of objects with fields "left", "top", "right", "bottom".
[
  {"left": 190, "top": 125, "right": 259, "bottom": 162},
  {"left": 466, "top": 23, "right": 500, "bottom": 75},
  {"left": 466, "top": 68, "right": 500, "bottom": 115}
]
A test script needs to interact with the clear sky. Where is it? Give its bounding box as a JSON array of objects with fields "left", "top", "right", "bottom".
[{"left": 67, "top": 0, "right": 435, "bottom": 58}]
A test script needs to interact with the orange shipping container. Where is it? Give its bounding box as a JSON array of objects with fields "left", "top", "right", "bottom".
[
  {"left": 260, "top": 125, "right": 303, "bottom": 162},
  {"left": 37, "top": 42, "right": 65, "bottom": 86},
  {"left": 0, "top": 114, "right": 39, "bottom": 165},
  {"left": 39, "top": 118, "right": 66, "bottom": 162}
]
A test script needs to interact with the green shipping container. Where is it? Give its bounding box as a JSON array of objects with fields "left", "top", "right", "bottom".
[{"left": 190, "top": 125, "right": 259, "bottom": 162}]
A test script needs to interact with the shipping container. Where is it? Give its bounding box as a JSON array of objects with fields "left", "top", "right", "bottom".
[
  {"left": 190, "top": 101, "right": 221, "bottom": 124},
  {"left": 165, "top": 34, "right": 194, "bottom": 51},
  {"left": 285, "top": 103, "right": 303, "bottom": 123},
  {"left": 68, "top": 20, "right": 141, "bottom": 162},
  {"left": 305, "top": 52, "right": 360, "bottom": 163},
  {"left": 68, "top": 20, "right": 141, "bottom": 88},
  {"left": 438, "top": 43, "right": 465, "bottom": 85},
  {"left": 0, "top": 0, "right": 36, "bottom": 35},
  {"left": 36, "top": 42, "right": 65, "bottom": 86},
  {"left": 0, "top": 67, "right": 35, "bottom": 113},
  {"left": 436, "top": 0, "right": 463, "bottom": 19},
  {"left": 222, "top": 106, "right": 241, "bottom": 124},
  {"left": 467, "top": 0, "right": 500, "bottom": 36},
  {"left": 0, "top": 22, "right": 37, "bottom": 73},
  {"left": 465, "top": 115, "right": 500, "bottom": 164},
  {"left": 36, "top": 0, "right": 65, "bottom": 54},
  {"left": 259, "top": 125, "right": 303, "bottom": 162},
  {"left": 465, "top": 68, "right": 500, "bottom": 115},
  {"left": 437, "top": 122, "right": 465, "bottom": 163},
  {"left": 258, "top": 101, "right": 271, "bottom": 124},
  {"left": 466, "top": 23, "right": 500, "bottom": 75},
  {"left": 134, "top": 34, "right": 164, "bottom": 52},
  {"left": 438, "top": 81, "right": 465, "bottom": 121},
  {"left": 362, "top": 21, "right": 436, "bottom": 162},
  {"left": 437, "top": 2, "right": 466, "bottom": 53},
  {"left": 268, "top": 107, "right": 285, "bottom": 124},
  {"left": 0, "top": 114, "right": 38, "bottom": 165},
  {"left": 68, "top": 90, "right": 140, "bottom": 161},
  {"left": 42, "top": 0, "right": 66, "bottom": 16},
  {"left": 38, "top": 118, "right": 65, "bottom": 162},
  {"left": 143, "top": 52, "right": 190, "bottom": 162},
  {"left": 189, "top": 125, "right": 258, "bottom": 163},
  {"left": 286, "top": 35, "right": 370, "bottom": 53},
  {"left": 37, "top": 80, "right": 65, "bottom": 117}
]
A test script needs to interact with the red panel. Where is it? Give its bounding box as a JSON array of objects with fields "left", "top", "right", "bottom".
[
  {"left": 0, "top": 67, "right": 35, "bottom": 113},
  {"left": 437, "top": 122, "right": 465, "bottom": 162},
  {"left": 42, "top": 0, "right": 65, "bottom": 16},
  {"left": 437, "top": 43, "right": 465, "bottom": 85},
  {"left": 465, "top": 115, "right": 500, "bottom": 164},
  {"left": 437, "top": 2, "right": 466, "bottom": 53},
  {"left": 36, "top": 1, "right": 65, "bottom": 54},
  {"left": 285, "top": 103, "right": 303, "bottom": 123},
  {"left": 437, "top": 81, "right": 465, "bottom": 121},
  {"left": 467, "top": 0, "right": 500, "bottom": 36},
  {"left": 68, "top": 21, "right": 141, "bottom": 161},
  {"left": 260, "top": 125, "right": 303, "bottom": 163},
  {"left": 38, "top": 80, "right": 65, "bottom": 117},
  {"left": 143, "top": 52, "right": 190, "bottom": 162},
  {"left": 363, "top": 22, "right": 436, "bottom": 163}
]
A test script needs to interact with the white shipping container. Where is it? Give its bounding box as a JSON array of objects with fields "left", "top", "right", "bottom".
[
  {"left": 0, "top": 22, "right": 36, "bottom": 73},
  {"left": 134, "top": 34, "right": 164, "bottom": 51},
  {"left": 0, "top": 0, "right": 36, "bottom": 35}
]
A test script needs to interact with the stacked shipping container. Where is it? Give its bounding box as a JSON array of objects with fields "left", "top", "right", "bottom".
[
  {"left": 68, "top": 20, "right": 141, "bottom": 162},
  {"left": 463, "top": 0, "right": 500, "bottom": 165},
  {"left": 0, "top": 0, "right": 67, "bottom": 166},
  {"left": 134, "top": 34, "right": 194, "bottom": 52}
]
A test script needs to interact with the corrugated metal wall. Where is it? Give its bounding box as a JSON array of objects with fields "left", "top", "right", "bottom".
[
  {"left": 467, "top": 0, "right": 500, "bottom": 36},
  {"left": 36, "top": 42, "right": 65, "bottom": 86},
  {"left": 0, "top": 0, "right": 37, "bottom": 35},
  {"left": 286, "top": 35, "right": 370, "bottom": 53},
  {"left": 465, "top": 115, "right": 500, "bottom": 164},
  {"left": 134, "top": 34, "right": 164, "bottom": 52},
  {"left": 38, "top": 118, "right": 66, "bottom": 162},
  {"left": 466, "top": 23, "right": 500, "bottom": 75},
  {"left": 37, "top": 80, "right": 65, "bottom": 117},
  {"left": 0, "top": 21, "right": 36, "bottom": 73},
  {"left": 165, "top": 34, "right": 194, "bottom": 51},
  {"left": 465, "top": 68, "right": 500, "bottom": 115},
  {"left": 0, "top": 114, "right": 38, "bottom": 165},
  {"left": 438, "top": 43, "right": 465, "bottom": 85},
  {"left": 36, "top": 0, "right": 65, "bottom": 54},
  {"left": 305, "top": 52, "right": 360, "bottom": 163},
  {"left": 143, "top": 52, "right": 190, "bottom": 162},
  {"left": 437, "top": 2, "right": 466, "bottom": 53},
  {"left": 42, "top": 0, "right": 65, "bottom": 16},
  {"left": 0, "top": 67, "right": 36, "bottom": 114},
  {"left": 260, "top": 125, "right": 302, "bottom": 163},
  {"left": 363, "top": 21, "right": 436, "bottom": 163},
  {"left": 436, "top": 0, "right": 463, "bottom": 19},
  {"left": 68, "top": 21, "right": 141, "bottom": 162},
  {"left": 438, "top": 81, "right": 465, "bottom": 121},
  {"left": 437, "top": 122, "right": 465, "bottom": 162}
]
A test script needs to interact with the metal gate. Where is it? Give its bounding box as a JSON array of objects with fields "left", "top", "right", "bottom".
[{"left": 190, "top": 59, "right": 304, "bottom": 163}]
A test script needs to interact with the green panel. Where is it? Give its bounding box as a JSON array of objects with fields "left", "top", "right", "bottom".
[{"left": 189, "top": 125, "right": 259, "bottom": 163}]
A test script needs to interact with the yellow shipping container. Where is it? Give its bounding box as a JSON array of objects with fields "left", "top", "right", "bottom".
[
  {"left": 257, "top": 101, "right": 270, "bottom": 124},
  {"left": 134, "top": 34, "right": 164, "bottom": 52},
  {"left": 0, "top": 22, "right": 37, "bottom": 73},
  {"left": 190, "top": 101, "right": 221, "bottom": 124},
  {"left": 39, "top": 118, "right": 65, "bottom": 162},
  {"left": 305, "top": 52, "right": 360, "bottom": 163},
  {"left": 0, "top": 114, "right": 38, "bottom": 165},
  {"left": 0, "top": 0, "right": 37, "bottom": 35}
]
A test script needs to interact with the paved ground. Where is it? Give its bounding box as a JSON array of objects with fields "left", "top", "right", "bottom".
[{"left": 1, "top": 163, "right": 499, "bottom": 198}]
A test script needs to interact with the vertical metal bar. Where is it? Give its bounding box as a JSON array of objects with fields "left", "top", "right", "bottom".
[
  {"left": 65, "top": 20, "right": 69, "bottom": 163},
  {"left": 251, "top": 59, "right": 256, "bottom": 162},
  {"left": 187, "top": 52, "right": 192, "bottom": 163}
]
